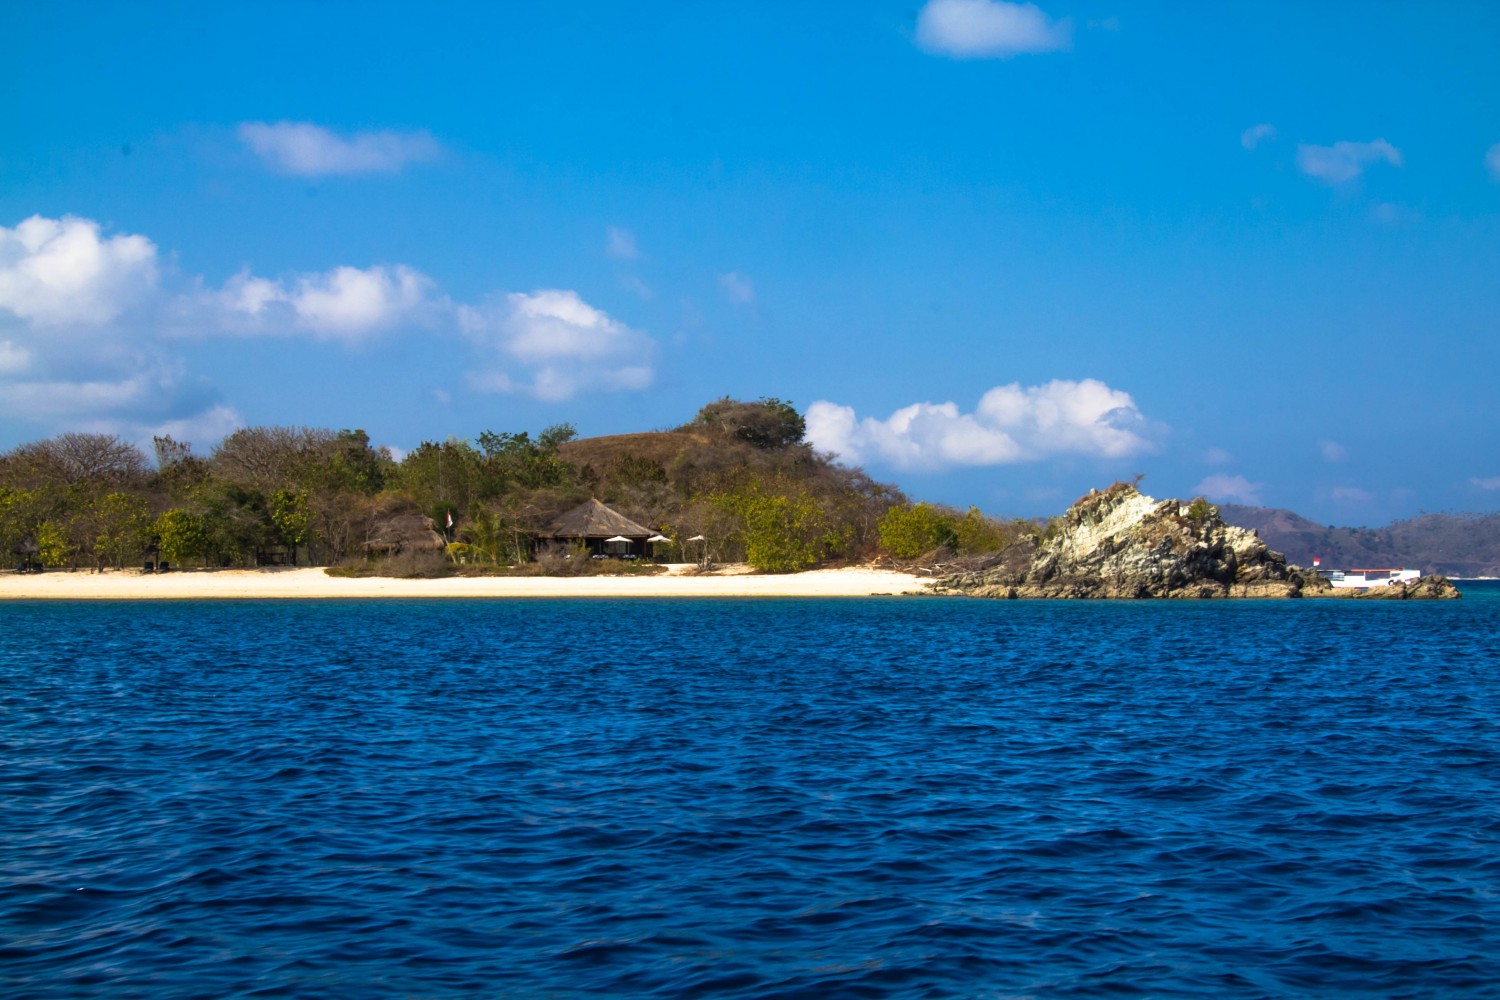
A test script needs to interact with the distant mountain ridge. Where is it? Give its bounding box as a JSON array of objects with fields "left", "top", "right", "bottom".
[{"left": 1219, "top": 505, "right": 1500, "bottom": 578}]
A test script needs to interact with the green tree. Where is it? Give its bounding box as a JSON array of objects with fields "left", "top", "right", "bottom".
[
  {"left": 36, "top": 520, "right": 71, "bottom": 567},
  {"left": 153, "top": 509, "right": 211, "bottom": 566},
  {"left": 711, "top": 482, "right": 845, "bottom": 572},
  {"left": 458, "top": 508, "right": 507, "bottom": 565},
  {"left": 878, "top": 503, "right": 957, "bottom": 558},
  {"left": 269, "top": 489, "right": 312, "bottom": 564},
  {"left": 950, "top": 506, "right": 1009, "bottom": 553},
  {"left": 0, "top": 487, "right": 41, "bottom": 559},
  {"left": 90, "top": 492, "right": 151, "bottom": 569},
  {"left": 693, "top": 397, "right": 806, "bottom": 449}
]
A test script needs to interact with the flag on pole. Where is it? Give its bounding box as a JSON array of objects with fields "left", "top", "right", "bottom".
[{"left": 446, "top": 511, "right": 454, "bottom": 529}]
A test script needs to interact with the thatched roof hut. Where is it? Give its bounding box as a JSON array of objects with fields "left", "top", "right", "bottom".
[
  {"left": 545, "top": 498, "right": 653, "bottom": 555},
  {"left": 365, "top": 513, "right": 446, "bottom": 554}
]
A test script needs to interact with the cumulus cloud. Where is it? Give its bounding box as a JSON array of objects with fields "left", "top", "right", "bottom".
[
  {"left": 237, "top": 121, "right": 442, "bottom": 176},
  {"left": 1192, "top": 473, "right": 1263, "bottom": 505},
  {"left": 1296, "top": 139, "right": 1403, "bottom": 185},
  {"left": 0, "top": 215, "right": 158, "bottom": 327},
  {"left": 806, "top": 379, "right": 1153, "bottom": 470},
  {"left": 1, "top": 212, "right": 659, "bottom": 441},
  {"left": 718, "top": 271, "right": 755, "bottom": 305},
  {"left": 461, "top": 289, "right": 655, "bottom": 401},
  {"left": 1486, "top": 142, "right": 1500, "bottom": 181},
  {"left": 1330, "top": 486, "right": 1373, "bottom": 504},
  {"left": 1470, "top": 476, "right": 1500, "bottom": 491},
  {"left": 1240, "top": 123, "right": 1276, "bottom": 151},
  {"left": 605, "top": 226, "right": 640, "bottom": 260},
  {"left": 1319, "top": 439, "right": 1348, "bottom": 462},
  {"left": 915, "top": 0, "right": 1071, "bottom": 58},
  {"left": 211, "top": 264, "right": 440, "bottom": 340},
  {"left": 1205, "top": 446, "right": 1233, "bottom": 466}
]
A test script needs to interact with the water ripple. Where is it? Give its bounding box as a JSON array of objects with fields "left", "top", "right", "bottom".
[{"left": 3, "top": 588, "right": 1499, "bottom": 997}]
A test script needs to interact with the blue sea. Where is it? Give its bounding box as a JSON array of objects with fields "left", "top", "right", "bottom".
[{"left": 4, "top": 584, "right": 1499, "bottom": 998}]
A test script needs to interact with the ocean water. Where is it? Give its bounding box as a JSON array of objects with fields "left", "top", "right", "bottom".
[{"left": 3, "top": 585, "right": 1499, "bottom": 999}]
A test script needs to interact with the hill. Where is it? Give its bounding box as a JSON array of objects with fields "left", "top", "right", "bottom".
[{"left": 1219, "top": 505, "right": 1500, "bottom": 577}]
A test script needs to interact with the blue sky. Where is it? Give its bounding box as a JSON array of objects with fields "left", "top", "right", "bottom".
[{"left": 3, "top": 0, "right": 1498, "bottom": 524}]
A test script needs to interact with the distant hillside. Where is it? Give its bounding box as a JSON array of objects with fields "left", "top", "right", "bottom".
[{"left": 1219, "top": 505, "right": 1500, "bottom": 577}]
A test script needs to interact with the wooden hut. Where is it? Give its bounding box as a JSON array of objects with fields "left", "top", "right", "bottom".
[
  {"left": 545, "top": 498, "right": 653, "bottom": 557},
  {"left": 364, "top": 513, "right": 446, "bottom": 555}
]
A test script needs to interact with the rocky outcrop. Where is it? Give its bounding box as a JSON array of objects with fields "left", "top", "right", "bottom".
[
  {"left": 932, "top": 483, "right": 1458, "bottom": 599},
  {"left": 1339, "top": 574, "right": 1463, "bottom": 600}
]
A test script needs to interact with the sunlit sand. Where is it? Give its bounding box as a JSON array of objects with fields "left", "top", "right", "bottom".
[{"left": 0, "top": 565, "right": 931, "bottom": 600}]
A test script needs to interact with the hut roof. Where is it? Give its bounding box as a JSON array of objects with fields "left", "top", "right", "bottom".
[
  {"left": 365, "top": 513, "right": 446, "bottom": 552},
  {"left": 546, "top": 498, "right": 652, "bottom": 539}
]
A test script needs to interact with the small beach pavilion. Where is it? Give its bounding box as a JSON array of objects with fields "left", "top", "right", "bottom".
[{"left": 545, "top": 498, "right": 655, "bottom": 557}]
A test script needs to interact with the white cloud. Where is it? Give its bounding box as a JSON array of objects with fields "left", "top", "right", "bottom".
[
  {"left": 0, "top": 215, "right": 158, "bottom": 326},
  {"left": 806, "top": 379, "right": 1153, "bottom": 470},
  {"left": 915, "top": 0, "right": 1071, "bottom": 58},
  {"left": 1193, "top": 473, "right": 1263, "bottom": 505},
  {"left": 1470, "top": 476, "right": 1500, "bottom": 491},
  {"left": 1240, "top": 123, "right": 1276, "bottom": 151},
  {"left": 1205, "top": 446, "right": 1233, "bottom": 466},
  {"left": 461, "top": 289, "right": 655, "bottom": 401},
  {"left": 1, "top": 212, "right": 657, "bottom": 439},
  {"left": 146, "top": 405, "right": 244, "bottom": 449},
  {"left": 0, "top": 358, "right": 238, "bottom": 448},
  {"left": 605, "top": 226, "right": 639, "bottom": 260},
  {"left": 1486, "top": 142, "right": 1500, "bottom": 181},
  {"left": 210, "top": 264, "right": 440, "bottom": 340},
  {"left": 1319, "top": 439, "right": 1348, "bottom": 462},
  {"left": 1331, "top": 486, "right": 1373, "bottom": 503},
  {"left": 0, "top": 339, "right": 31, "bottom": 373},
  {"left": 237, "top": 121, "right": 442, "bottom": 176},
  {"left": 1296, "top": 139, "right": 1403, "bottom": 185},
  {"left": 718, "top": 271, "right": 755, "bottom": 305}
]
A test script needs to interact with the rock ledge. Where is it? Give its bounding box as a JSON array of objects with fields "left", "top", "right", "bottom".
[{"left": 931, "top": 483, "right": 1460, "bottom": 600}]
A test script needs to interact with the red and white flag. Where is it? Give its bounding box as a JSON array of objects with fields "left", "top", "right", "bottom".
[{"left": 445, "top": 511, "right": 454, "bottom": 529}]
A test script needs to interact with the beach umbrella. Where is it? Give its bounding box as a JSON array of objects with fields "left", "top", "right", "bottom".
[
  {"left": 647, "top": 534, "right": 671, "bottom": 543},
  {"left": 605, "top": 535, "right": 631, "bottom": 543},
  {"left": 686, "top": 535, "right": 706, "bottom": 542}
]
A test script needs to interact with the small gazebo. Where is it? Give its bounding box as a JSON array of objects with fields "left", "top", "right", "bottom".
[{"left": 545, "top": 499, "right": 654, "bottom": 557}]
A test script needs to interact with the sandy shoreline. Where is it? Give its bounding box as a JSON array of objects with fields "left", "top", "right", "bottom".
[{"left": 0, "top": 565, "right": 931, "bottom": 600}]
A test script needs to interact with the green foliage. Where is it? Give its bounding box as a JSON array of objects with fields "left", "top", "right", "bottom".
[
  {"left": 395, "top": 438, "right": 487, "bottom": 513},
  {"left": 0, "top": 487, "right": 40, "bottom": 557},
  {"left": 694, "top": 397, "right": 807, "bottom": 449},
  {"left": 1187, "top": 497, "right": 1213, "bottom": 523},
  {"left": 153, "top": 509, "right": 210, "bottom": 565},
  {"left": 878, "top": 503, "right": 957, "bottom": 559},
  {"left": 950, "top": 506, "right": 1010, "bottom": 554},
  {"left": 711, "top": 482, "right": 847, "bottom": 572},
  {"left": 475, "top": 423, "right": 578, "bottom": 492},
  {"left": 320, "top": 429, "right": 387, "bottom": 495},
  {"left": 269, "top": 488, "right": 312, "bottom": 558},
  {"left": 90, "top": 492, "right": 151, "bottom": 568},
  {"left": 36, "top": 520, "right": 70, "bottom": 567},
  {"left": 459, "top": 509, "right": 508, "bottom": 565}
]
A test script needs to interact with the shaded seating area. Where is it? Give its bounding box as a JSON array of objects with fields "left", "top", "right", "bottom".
[
  {"left": 13, "top": 539, "right": 43, "bottom": 574},
  {"left": 545, "top": 499, "right": 655, "bottom": 558}
]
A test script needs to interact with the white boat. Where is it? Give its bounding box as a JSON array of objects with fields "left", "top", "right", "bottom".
[{"left": 1322, "top": 567, "right": 1422, "bottom": 589}]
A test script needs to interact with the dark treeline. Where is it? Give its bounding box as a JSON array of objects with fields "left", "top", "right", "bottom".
[{"left": 1, "top": 398, "right": 1038, "bottom": 574}]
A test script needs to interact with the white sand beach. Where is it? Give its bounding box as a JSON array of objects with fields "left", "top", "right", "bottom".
[{"left": 0, "top": 565, "right": 931, "bottom": 600}]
